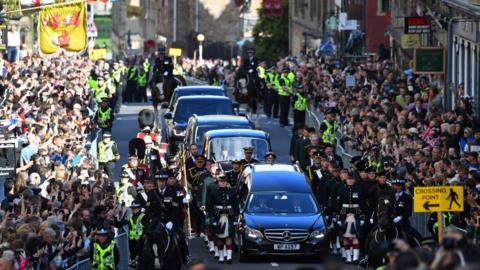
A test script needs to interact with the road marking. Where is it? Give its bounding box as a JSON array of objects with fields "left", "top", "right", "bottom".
[{"left": 271, "top": 262, "right": 279, "bottom": 267}]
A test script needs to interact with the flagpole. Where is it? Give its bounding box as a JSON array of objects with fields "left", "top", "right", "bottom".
[{"left": 3, "top": 0, "right": 87, "bottom": 15}]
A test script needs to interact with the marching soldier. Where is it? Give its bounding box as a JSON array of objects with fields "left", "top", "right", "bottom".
[
  {"left": 97, "top": 131, "right": 120, "bottom": 181},
  {"left": 188, "top": 155, "right": 207, "bottom": 235},
  {"left": 142, "top": 136, "right": 162, "bottom": 177},
  {"left": 206, "top": 174, "right": 239, "bottom": 264},
  {"left": 336, "top": 171, "right": 365, "bottom": 263},
  {"left": 128, "top": 199, "right": 147, "bottom": 267},
  {"left": 95, "top": 98, "right": 115, "bottom": 132},
  {"left": 323, "top": 143, "right": 343, "bottom": 169},
  {"left": 120, "top": 153, "right": 148, "bottom": 187},
  {"left": 197, "top": 164, "right": 217, "bottom": 253},
  {"left": 225, "top": 159, "right": 241, "bottom": 188},
  {"left": 165, "top": 170, "right": 187, "bottom": 229},
  {"left": 306, "top": 153, "right": 328, "bottom": 208},
  {"left": 320, "top": 108, "right": 337, "bottom": 145},
  {"left": 90, "top": 226, "right": 120, "bottom": 270},
  {"left": 240, "top": 147, "right": 258, "bottom": 168}
]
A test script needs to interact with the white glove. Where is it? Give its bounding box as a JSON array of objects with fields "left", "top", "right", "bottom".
[
  {"left": 337, "top": 220, "right": 342, "bottom": 226},
  {"left": 233, "top": 222, "right": 238, "bottom": 226},
  {"left": 332, "top": 218, "right": 337, "bottom": 223},
  {"left": 212, "top": 222, "right": 217, "bottom": 226},
  {"left": 370, "top": 218, "right": 374, "bottom": 224},
  {"left": 360, "top": 220, "right": 365, "bottom": 226},
  {"left": 393, "top": 216, "right": 402, "bottom": 223},
  {"left": 164, "top": 71, "right": 168, "bottom": 76}
]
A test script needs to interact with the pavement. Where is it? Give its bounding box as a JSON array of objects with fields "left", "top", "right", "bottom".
[{"left": 109, "top": 81, "right": 345, "bottom": 269}]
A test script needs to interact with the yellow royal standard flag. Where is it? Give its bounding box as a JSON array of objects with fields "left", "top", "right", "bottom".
[{"left": 38, "top": 1, "right": 87, "bottom": 56}]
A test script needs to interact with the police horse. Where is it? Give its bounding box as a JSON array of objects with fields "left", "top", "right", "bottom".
[
  {"left": 139, "top": 222, "right": 189, "bottom": 270},
  {"left": 234, "top": 68, "right": 265, "bottom": 126},
  {"left": 149, "top": 73, "right": 187, "bottom": 112},
  {"left": 362, "top": 196, "right": 422, "bottom": 268}
]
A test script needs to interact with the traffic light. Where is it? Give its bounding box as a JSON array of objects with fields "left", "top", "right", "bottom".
[{"left": 263, "top": 0, "right": 282, "bottom": 17}]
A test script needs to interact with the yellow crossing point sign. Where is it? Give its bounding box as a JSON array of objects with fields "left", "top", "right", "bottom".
[
  {"left": 414, "top": 186, "right": 464, "bottom": 212},
  {"left": 169, "top": 48, "right": 182, "bottom": 57},
  {"left": 89, "top": 49, "right": 107, "bottom": 60}
]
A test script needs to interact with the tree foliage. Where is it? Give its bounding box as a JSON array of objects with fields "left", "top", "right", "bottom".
[{"left": 252, "top": 0, "right": 289, "bottom": 61}]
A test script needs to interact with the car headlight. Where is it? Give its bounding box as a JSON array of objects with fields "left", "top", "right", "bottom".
[
  {"left": 244, "top": 226, "right": 263, "bottom": 240},
  {"left": 173, "top": 129, "right": 186, "bottom": 136},
  {"left": 309, "top": 229, "right": 326, "bottom": 240}
]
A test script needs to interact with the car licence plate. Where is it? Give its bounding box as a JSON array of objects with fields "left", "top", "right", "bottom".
[{"left": 273, "top": 244, "right": 300, "bottom": 251}]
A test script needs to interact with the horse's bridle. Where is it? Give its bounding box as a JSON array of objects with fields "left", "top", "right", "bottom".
[{"left": 374, "top": 226, "right": 398, "bottom": 244}]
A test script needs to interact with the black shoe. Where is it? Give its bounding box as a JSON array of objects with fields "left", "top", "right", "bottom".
[
  {"left": 227, "top": 259, "right": 232, "bottom": 264},
  {"left": 218, "top": 260, "right": 224, "bottom": 264}
]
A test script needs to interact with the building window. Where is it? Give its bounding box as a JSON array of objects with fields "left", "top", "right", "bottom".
[{"left": 377, "top": 0, "right": 389, "bottom": 15}]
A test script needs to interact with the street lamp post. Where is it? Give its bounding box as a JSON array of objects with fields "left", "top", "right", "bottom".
[{"left": 197, "top": 33, "right": 205, "bottom": 61}]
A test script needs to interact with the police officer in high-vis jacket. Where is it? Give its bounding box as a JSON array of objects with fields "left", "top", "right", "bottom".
[
  {"left": 97, "top": 131, "right": 120, "bottom": 181},
  {"left": 128, "top": 199, "right": 146, "bottom": 266},
  {"left": 95, "top": 98, "right": 115, "bottom": 132},
  {"left": 292, "top": 81, "right": 308, "bottom": 128},
  {"left": 91, "top": 226, "right": 120, "bottom": 270},
  {"left": 320, "top": 108, "right": 338, "bottom": 145}
]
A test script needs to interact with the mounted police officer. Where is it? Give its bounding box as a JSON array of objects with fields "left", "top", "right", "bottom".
[
  {"left": 320, "top": 108, "right": 337, "bottom": 145},
  {"left": 165, "top": 170, "right": 186, "bottom": 229},
  {"left": 206, "top": 174, "right": 239, "bottom": 264},
  {"left": 128, "top": 199, "right": 147, "bottom": 267},
  {"left": 336, "top": 171, "right": 365, "bottom": 263},
  {"left": 97, "top": 131, "right": 120, "bottom": 181},
  {"left": 146, "top": 172, "right": 169, "bottom": 231},
  {"left": 391, "top": 179, "right": 413, "bottom": 234},
  {"left": 90, "top": 226, "right": 120, "bottom": 270},
  {"left": 96, "top": 98, "right": 115, "bottom": 132},
  {"left": 154, "top": 46, "right": 174, "bottom": 80},
  {"left": 240, "top": 147, "right": 258, "bottom": 168}
]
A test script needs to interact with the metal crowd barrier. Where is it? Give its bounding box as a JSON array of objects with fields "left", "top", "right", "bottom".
[
  {"left": 65, "top": 227, "right": 130, "bottom": 270},
  {"left": 305, "top": 107, "right": 432, "bottom": 238}
]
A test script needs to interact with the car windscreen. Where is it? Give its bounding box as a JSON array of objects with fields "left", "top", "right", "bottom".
[
  {"left": 196, "top": 124, "right": 251, "bottom": 145},
  {"left": 208, "top": 137, "right": 268, "bottom": 162},
  {"left": 246, "top": 192, "right": 318, "bottom": 215},
  {"left": 170, "top": 90, "right": 224, "bottom": 108},
  {"left": 173, "top": 99, "right": 234, "bottom": 122}
]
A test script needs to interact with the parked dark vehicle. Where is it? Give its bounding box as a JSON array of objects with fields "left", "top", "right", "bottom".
[{"left": 235, "top": 164, "right": 328, "bottom": 261}]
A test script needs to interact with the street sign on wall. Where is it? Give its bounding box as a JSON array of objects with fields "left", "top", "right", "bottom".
[
  {"left": 404, "top": 16, "right": 431, "bottom": 34},
  {"left": 414, "top": 186, "right": 464, "bottom": 213},
  {"left": 413, "top": 47, "right": 445, "bottom": 74}
]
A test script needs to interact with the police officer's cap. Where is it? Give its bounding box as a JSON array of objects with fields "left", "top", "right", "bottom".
[
  {"left": 155, "top": 172, "right": 169, "bottom": 181},
  {"left": 247, "top": 47, "right": 255, "bottom": 53},
  {"left": 325, "top": 107, "right": 336, "bottom": 114},
  {"left": 264, "top": 152, "right": 276, "bottom": 160},
  {"left": 243, "top": 147, "right": 254, "bottom": 153},
  {"left": 206, "top": 158, "right": 215, "bottom": 163},
  {"left": 96, "top": 227, "right": 110, "bottom": 235},
  {"left": 365, "top": 166, "right": 375, "bottom": 173},
  {"left": 120, "top": 170, "right": 129, "bottom": 179},
  {"left": 101, "top": 97, "right": 109, "bottom": 102},
  {"left": 294, "top": 82, "right": 304, "bottom": 89},
  {"left": 103, "top": 131, "right": 112, "bottom": 138},
  {"left": 130, "top": 199, "right": 142, "bottom": 208},
  {"left": 391, "top": 179, "right": 406, "bottom": 185},
  {"left": 194, "top": 155, "right": 206, "bottom": 161},
  {"left": 313, "top": 152, "right": 323, "bottom": 159},
  {"left": 167, "top": 170, "right": 177, "bottom": 178},
  {"left": 231, "top": 159, "right": 241, "bottom": 164}
]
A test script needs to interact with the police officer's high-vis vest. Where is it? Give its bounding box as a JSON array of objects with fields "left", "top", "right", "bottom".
[
  {"left": 143, "top": 61, "right": 150, "bottom": 73},
  {"left": 97, "top": 108, "right": 112, "bottom": 129},
  {"left": 95, "top": 84, "right": 108, "bottom": 102},
  {"left": 98, "top": 141, "right": 114, "bottom": 163},
  {"left": 294, "top": 93, "right": 307, "bottom": 111},
  {"left": 128, "top": 67, "right": 137, "bottom": 81},
  {"left": 287, "top": 71, "right": 295, "bottom": 83},
  {"left": 277, "top": 75, "right": 291, "bottom": 96},
  {"left": 92, "top": 240, "right": 116, "bottom": 270},
  {"left": 322, "top": 120, "right": 337, "bottom": 144},
  {"left": 257, "top": 66, "right": 266, "bottom": 79},
  {"left": 129, "top": 213, "right": 145, "bottom": 240},
  {"left": 112, "top": 69, "right": 122, "bottom": 84},
  {"left": 137, "top": 73, "right": 147, "bottom": 87},
  {"left": 368, "top": 157, "right": 382, "bottom": 173},
  {"left": 116, "top": 183, "right": 134, "bottom": 207}
]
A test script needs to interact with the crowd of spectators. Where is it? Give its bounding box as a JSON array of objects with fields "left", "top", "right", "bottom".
[{"left": 0, "top": 55, "right": 127, "bottom": 269}]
